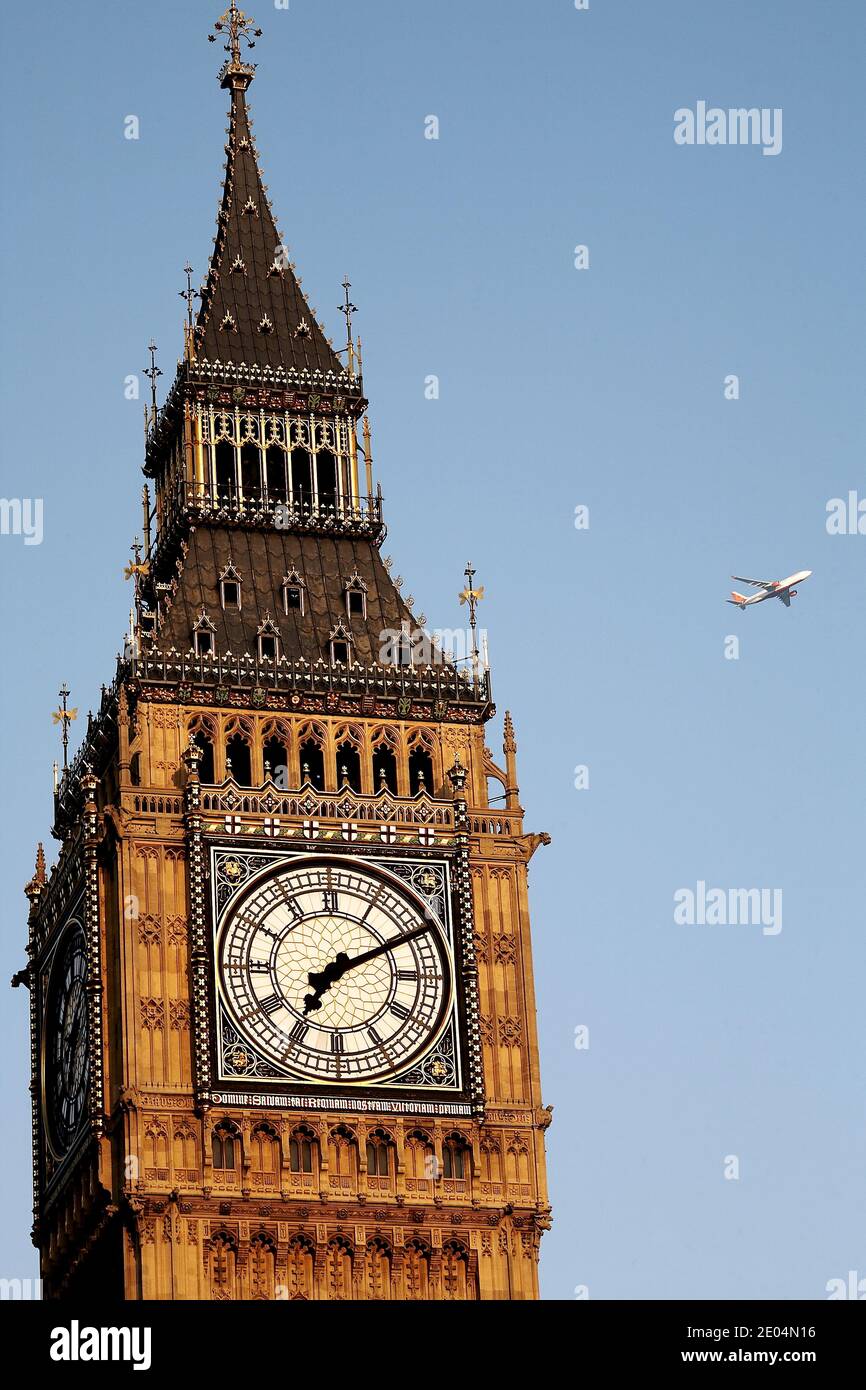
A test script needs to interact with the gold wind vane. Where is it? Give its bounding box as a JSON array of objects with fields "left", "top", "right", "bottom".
[{"left": 51, "top": 684, "right": 78, "bottom": 771}]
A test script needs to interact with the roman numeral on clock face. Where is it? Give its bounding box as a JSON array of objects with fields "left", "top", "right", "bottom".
[
  {"left": 331, "top": 1032, "right": 345, "bottom": 1054},
  {"left": 397, "top": 969, "right": 417, "bottom": 981},
  {"left": 322, "top": 890, "right": 339, "bottom": 913},
  {"left": 389, "top": 1000, "right": 410, "bottom": 1020},
  {"left": 260, "top": 992, "right": 283, "bottom": 1015},
  {"left": 279, "top": 884, "right": 303, "bottom": 919},
  {"left": 288, "top": 1019, "right": 309, "bottom": 1043}
]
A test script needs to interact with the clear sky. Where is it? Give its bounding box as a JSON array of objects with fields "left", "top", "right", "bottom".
[{"left": 1, "top": 0, "right": 863, "bottom": 1300}]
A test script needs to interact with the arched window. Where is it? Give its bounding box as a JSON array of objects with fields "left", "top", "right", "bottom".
[
  {"left": 249, "top": 1233, "right": 277, "bottom": 1300},
  {"left": 286, "top": 1234, "right": 315, "bottom": 1300},
  {"left": 144, "top": 1119, "right": 168, "bottom": 1175},
  {"left": 408, "top": 743, "right": 434, "bottom": 795},
  {"left": 405, "top": 1129, "right": 436, "bottom": 1189},
  {"left": 173, "top": 1123, "right": 198, "bottom": 1180},
  {"left": 189, "top": 727, "right": 215, "bottom": 784},
  {"left": 225, "top": 732, "right": 252, "bottom": 787},
  {"left": 365, "top": 1127, "right": 393, "bottom": 1178},
  {"left": 372, "top": 739, "right": 398, "bottom": 795},
  {"left": 212, "top": 1121, "right": 238, "bottom": 1170},
  {"left": 263, "top": 736, "right": 288, "bottom": 787},
  {"left": 326, "top": 1236, "right": 353, "bottom": 1300},
  {"left": 404, "top": 1239, "right": 431, "bottom": 1301},
  {"left": 299, "top": 738, "right": 325, "bottom": 789},
  {"left": 442, "top": 1131, "right": 470, "bottom": 1181},
  {"left": 289, "top": 1126, "right": 316, "bottom": 1174},
  {"left": 328, "top": 1125, "right": 357, "bottom": 1191},
  {"left": 336, "top": 738, "right": 362, "bottom": 794},
  {"left": 249, "top": 1124, "right": 280, "bottom": 1189},
  {"left": 214, "top": 440, "right": 236, "bottom": 501},
  {"left": 129, "top": 751, "right": 141, "bottom": 787},
  {"left": 291, "top": 448, "right": 312, "bottom": 506},
  {"left": 442, "top": 1240, "right": 474, "bottom": 1300},
  {"left": 265, "top": 445, "right": 287, "bottom": 504},
  {"left": 316, "top": 449, "right": 337, "bottom": 510},
  {"left": 240, "top": 441, "right": 261, "bottom": 502},
  {"left": 480, "top": 1133, "right": 503, "bottom": 1187},
  {"left": 506, "top": 1132, "right": 531, "bottom": 1187},
  {"left": 366, "top": 1237, "right": 393, "bottom": 1300},
  {"left": 209, "top": 1231, "right": 238, "bottom": 1297}
]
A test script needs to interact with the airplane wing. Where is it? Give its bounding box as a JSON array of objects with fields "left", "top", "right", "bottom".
[
  {"left": 731, "top": 576, "right": 773, "bottom": 588},
  {"left": 778, "top": 590, "right": 791, "bottom": 607}
]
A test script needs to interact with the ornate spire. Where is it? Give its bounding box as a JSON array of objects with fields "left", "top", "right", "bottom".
[
  {"left": 503, "top": 712, "right": 519, "bottom": 810},
  {"left": 208, "top": 3, "right": 262, "bottom": 92},
  {"left": 196, "top": 8, "right": 345, "bottom": 378},
  {"left": 503, "top": 710, "right": 517, "bottom": 754},
  {"left": 24, "top": 842, "right": 47, "bottom": 910}
]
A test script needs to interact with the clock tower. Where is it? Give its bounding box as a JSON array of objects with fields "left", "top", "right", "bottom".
[{"left": 22, "top": 3, "right": 552, "bottom": 1300}]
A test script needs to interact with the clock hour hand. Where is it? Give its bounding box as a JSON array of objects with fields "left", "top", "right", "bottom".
[
  {"left": 303, "top": 952, "right": 351, "bottom": 1014},
  {"left": 302, "top": 925, "right": 431, "bottom": 1015}
]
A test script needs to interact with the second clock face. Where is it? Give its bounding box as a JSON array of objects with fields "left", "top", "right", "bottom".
[
  {"left": 45, "top": 926, "right": 89, "bottom": 1156},
  {"left": 217, "top": 858, "right": 452, "bottom": 1085}
]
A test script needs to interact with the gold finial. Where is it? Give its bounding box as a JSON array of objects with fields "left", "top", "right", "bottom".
[
  {"left": 124, "top": 537, "right": 150, "bottom": 583},
  {"left": 458, "top": 563, "right": 485, "bottom": 689},
  {"left": 458, "top": 564, "right": 485, "bottom": 610},
  {"left": 209, "top": 3, "right": 262, "bottom": 90},
  {"left": 51, "top": 684, "right": 78, "bottom": 771}
]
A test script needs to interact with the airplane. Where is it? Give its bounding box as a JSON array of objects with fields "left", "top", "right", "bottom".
[{"left": 727, "top": 570, "right": 812, "bottom": 609}]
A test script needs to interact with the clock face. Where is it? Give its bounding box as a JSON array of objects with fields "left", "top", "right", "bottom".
[
  {"left": 217, "top": 858, "right": 452, "bottom": 1085},
  {"left": 45, "top": 927, "right": 89, "bottom": 1155}
]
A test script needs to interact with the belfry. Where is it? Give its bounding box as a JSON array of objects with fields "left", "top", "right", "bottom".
[{"left": 22, "top": 3, "right": 551, "bottom": 1300}]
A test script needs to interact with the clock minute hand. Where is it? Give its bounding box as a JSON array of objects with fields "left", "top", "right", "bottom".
[
  {"left": 303, "top": 924, "right": 431, "bottom": 1014},
  {"left": 339, "top": 923, "right": 431, "bottom": 973}
]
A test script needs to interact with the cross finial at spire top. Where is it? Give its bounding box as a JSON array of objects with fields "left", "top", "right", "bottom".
[
  {"left": 339, "top": 277, "right": 359, "bottom": 372},
  {"left": 143, "top": 340, "right": 162, "bottom": 427},
  {"left": 179, "top": 262, "right": 198, "bottom": 328},
  {"left": 209, "top": 3, "right": 262, "bottom": 90}
]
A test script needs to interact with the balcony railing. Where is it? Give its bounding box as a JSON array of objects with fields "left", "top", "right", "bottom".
[
  {"left": 155, "top": 480, "right": 385, "bottom": 555},
  {"left": 131, "top": 646, "right": 491, "bottom": 707}
]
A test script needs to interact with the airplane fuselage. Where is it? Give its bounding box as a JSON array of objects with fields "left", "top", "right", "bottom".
[
  {"left": 747, "top": 570, "right": 812, "bottom": 603},
  {"left": 728, "top": 570, "right": 812, "bottom": 608}
]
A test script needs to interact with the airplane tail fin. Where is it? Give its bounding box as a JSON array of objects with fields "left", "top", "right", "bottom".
[{"left": 727, "top": 591, "right": 748, "bottom": 609}]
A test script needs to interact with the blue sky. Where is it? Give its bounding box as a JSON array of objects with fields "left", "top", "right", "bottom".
[{"left": 1, "top": 0, "right": 863, "bottom": 1299}]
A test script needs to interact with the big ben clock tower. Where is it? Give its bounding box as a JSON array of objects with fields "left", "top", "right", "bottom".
[{"left": 21, "top": 4, "right": 552, "bottom": 1301}]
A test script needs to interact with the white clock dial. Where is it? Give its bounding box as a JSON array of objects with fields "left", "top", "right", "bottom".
[{"left": 218, "top": 858, "right": 451, "bottom": 1084}]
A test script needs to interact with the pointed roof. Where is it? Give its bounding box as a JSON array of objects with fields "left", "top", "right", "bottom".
[{"left": 194, "top": 11, "right": 343, "bottom": 378}]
